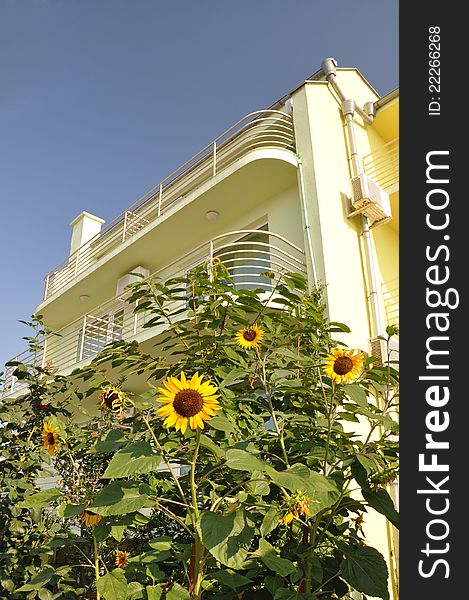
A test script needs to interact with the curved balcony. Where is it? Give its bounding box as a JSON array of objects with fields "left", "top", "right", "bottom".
[
  {"left": 382, "top": 277, "right": 399, "bottom": 328},
  {"left": 362, "top": 137, "right": 399, "bottom": 192},
  {"left": 43, "top": 110, "right": 296, "bottom": 300},
  {"left": 3, "top": 230, "right": 305, "bottom": 397}
]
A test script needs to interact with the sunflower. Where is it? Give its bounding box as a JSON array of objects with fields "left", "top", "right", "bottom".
[
  {"left": 156, "top": 372, "right": 221, "bottom": 433},
  {"left": 115, "top": 550, "right": 130, "bottom": 569},
  {"left": 323, "top": 347, "right": 364, "bottom": 384},
  {"left": 42, "top": 422, "right": 60, "bottom": 456},
  {"left": 98, "top": 386, "right": 127, "bottom": 418},
  {"left": 235, "top": 324, "right": 264, "bottom": 350},
  {"left": 79, "top": 509, "right": 102, "bottom": 528},
  {"left": 279, "top": 491, "right": 314, "bottom": 526},
  {"left": 279, "top": 510, "right": 295, "bottom": 526}
]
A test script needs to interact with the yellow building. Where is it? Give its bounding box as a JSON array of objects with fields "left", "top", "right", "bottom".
[{"left": 3, "top": 59, "right": 399, "bottom": 598}]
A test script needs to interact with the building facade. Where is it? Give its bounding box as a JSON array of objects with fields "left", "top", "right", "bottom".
[{"left": 3, "top": 60, "right": 399, "bottom": 598}]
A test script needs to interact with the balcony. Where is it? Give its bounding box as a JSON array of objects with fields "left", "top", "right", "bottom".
[
  {"left": 362, "top": 137, "right": 399, "bottom": 192},
  {"left": 382, "top": 277, "right": 399, "bottom": 328},
  {"left": 43, "top": 110, "right": 296, "bottom": 301},
  {"left": 3, "top": 230, "right": 306, "bottom": 397}
]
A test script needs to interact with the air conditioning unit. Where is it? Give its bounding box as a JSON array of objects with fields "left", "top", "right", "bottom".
[
  {"left": 350, "top": 173, "right": 392, "bottom": 227},
  {"left": 116, "top": 266, "right": 150, "bottom": 297}
]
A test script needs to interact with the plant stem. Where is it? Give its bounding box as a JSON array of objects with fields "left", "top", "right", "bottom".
[
  {"left": 93, "top": 533, "right": 101, "bottom": 600},
  {"left": 189, "top": 429, "right": 204, "bottom": 598},
  {"left": 318, "top": 371, "right": 335, "bottom": 475},
  {"left": 257, "top": 348, "right": 290, "bottom": 467},
  {"left": 140, "top": 409, "right": 189, "bottom": 506}
]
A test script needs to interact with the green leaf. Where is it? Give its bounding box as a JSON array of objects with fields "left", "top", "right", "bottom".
[
  {"left": 362, "top": 487, "right": 399, "bottom": 529},
  {"left": 260, "top": 505, "right": 282, "bottom": 537},
  {"left": 356, "top": 455, "right": 375, "bottom": 475},
  {"left": 148, "top": 537, "right": 172, "bottom": 552},
  {"left": 255, "top": 539, "right": 296, "bottom": 576},
  {"left": 166, "top": 582, "right": 191, "bottom": 599},
  {"left": 200, "top": 434, "right": 225, "bottom": 460},
  {"left": 96, "top": 569, "right": 128, "bottom": 600},
  {"left": 127, "top": 581, "right": 144, "bottom": 599},
  {"left": 90, "top": 481, "right": 149, "bottom": 516},
  {"left": 17, "top": 488, "right": 61, "bottom": 509},
  {"left": 343, "top": 384, "right": 368, "bottom": 407},
  {"left": 209, "top": 415, "right": 237, "bottom": 435},
  {"left": 212, "top": 570, "right": 252, "bottom": 590},
  {"left": 102, "top": 441, "right": 161, "bottom": 478},
  {"left": 94, "top": 429, "right": 128, "bottom": 453},
  {"left": 274, "top": 590, "right": 317, "bottom": 600},
  {"left": 197, "top": 509, "right": 255, "bottom": 569},
  {"left": 146, "top": 564, "right": 165, "bottom": 581},
  {"left": 247, "top": 471, "right": 270, "bottom": 497},
  {"left": 225, "top": 448, "right": 267, "bottom": 473},
  {"left": 340, "top": 545, "right": 389, "bottom": 600},
  {"left": 94, "top": 523, "right": 112, "bottom": 543},
  {"left": 16, "top": 569, "right": 56, "bottom": 591},
  {"left": 267, "top": 464, "right": 340, "bottom": 514},
  {"left": 59, "top": 503, "right": 85, "bottom": 518},
  {"left": 146, "top": 585, "right": 163, "bottom": 600}
]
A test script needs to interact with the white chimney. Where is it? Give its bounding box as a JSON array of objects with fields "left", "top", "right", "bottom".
[{"left": 69, "top": 211, "right": 105, "bottom": 255}]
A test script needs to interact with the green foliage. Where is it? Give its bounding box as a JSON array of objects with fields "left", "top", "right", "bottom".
[{"left": 0, "top": 268, "right": 399, "bottom": 599}]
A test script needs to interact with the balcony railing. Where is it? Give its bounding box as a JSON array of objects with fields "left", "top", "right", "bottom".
[
  {"left": 362, "top": 137, "right": 399, "bottom": 191},
  {"left": 43, "top": 110, "right": 296, "bottom": 300},
  {"left": 3, "top": 230, "right": 306, "bottom": 397},
  {"left": 382, "top": 277, "right": 399, "bottom": 328}
]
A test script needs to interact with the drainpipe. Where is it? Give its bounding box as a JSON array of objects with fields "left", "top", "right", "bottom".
[
  {"left": 296, "top": 153, "right": 318, "bottom": 291},
  {"left": 321, "top": 59, "right": 397, "bottom": 600},
  {"left": 321, "top": 58, "right": 384, "bottom": 338}
]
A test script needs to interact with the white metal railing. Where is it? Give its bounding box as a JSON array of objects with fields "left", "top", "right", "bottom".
[
  {"left": 363, "top": 137, "right": 399, "bottom": 191},
  {"left": 3, "top": 230, "right": 305, "bottom": 397},
  {"left": 43, "top": 111, "right": 296, "bottom": 300},
  {"left": 382, "top": 277, "right": 399, "bottom": 328}
]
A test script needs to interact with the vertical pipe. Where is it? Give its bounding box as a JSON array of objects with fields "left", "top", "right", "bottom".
[
  {"left": 41, "top": 337, "right": 48, "bottom": 369},
  {"left": 74, "top": 249, "right": 80, "bottom": 278},
  {"left": 212, "top": 142, "right": 217, "bottom": 177},
  {"left": 79, "top": 315, "right": 87, "bottom": 361},
  {"left": 341, "top": 97, "right": 385, "bottom": 339},
  {"left": 361, "top": 214, "right": 385, "bottom": 337},
  {"left": 122, "top": 211, "right": 128, "bottom": 242},
  {"left": 209, "top": 240, "right": 214, "bottom": 282},
  {"left": 44, "top": 274, "right": 50, "bottom": 301},
  {"left": 133, "top": 299, "right": 139, "bottom": 336},
  {"left": 296, "top": 154, "right": 318, "bottom": 291},
  {"left": 158, "top": 184, "right": 163, "bottom": 217}
]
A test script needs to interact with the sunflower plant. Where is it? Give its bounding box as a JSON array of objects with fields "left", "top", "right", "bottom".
[{"left": 1, "top": 267, "right": 399, "bottom": 600}]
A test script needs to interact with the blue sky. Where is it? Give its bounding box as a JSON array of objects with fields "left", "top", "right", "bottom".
[{"left": 0, "top": 0, "right": 398, "bottom": 370}]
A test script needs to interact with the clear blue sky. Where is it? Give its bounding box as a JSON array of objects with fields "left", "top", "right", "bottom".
[{"left": 0, "top": 0, "right": 398, "bottom": 370}]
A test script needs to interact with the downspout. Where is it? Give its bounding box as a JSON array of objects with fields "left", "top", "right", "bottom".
[
  {"left": 321, "top": 58, "right": 384, "bottom": 339},
  {"left": 296, "top": 153, "right": 318, "bottom": 291},
  {"left": 321, "top": 58, "right": 398, "bottom": 600}
]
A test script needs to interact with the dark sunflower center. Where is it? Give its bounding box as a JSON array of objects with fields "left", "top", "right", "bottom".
[
  {"left": 47, "top": 432, "right": 56, "bottom": 445},
  {"left": 173, "top": 389, "right": 204, "bottom": 417},
  {"left": 243, "top": 330, "right": 257, "bottom": 341},
  {"left": 104, "top": 391, "right": 120, "bottom": 409},
  {"left": 333, "top": 356, "right": 353, "bottom": 375}
]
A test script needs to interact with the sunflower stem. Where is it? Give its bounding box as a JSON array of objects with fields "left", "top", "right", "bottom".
[
  {"left": 139, "top": 409, "right": 189, "bottom": 506},
  {"left": 93, "top": 533, "right": 101, "bottom": 600},
  {"left": 257, "top": 349, "right": 290, "bottom": 467},
  {"left": 190, "top": 429, "right": 204, "bottom": 598}
]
